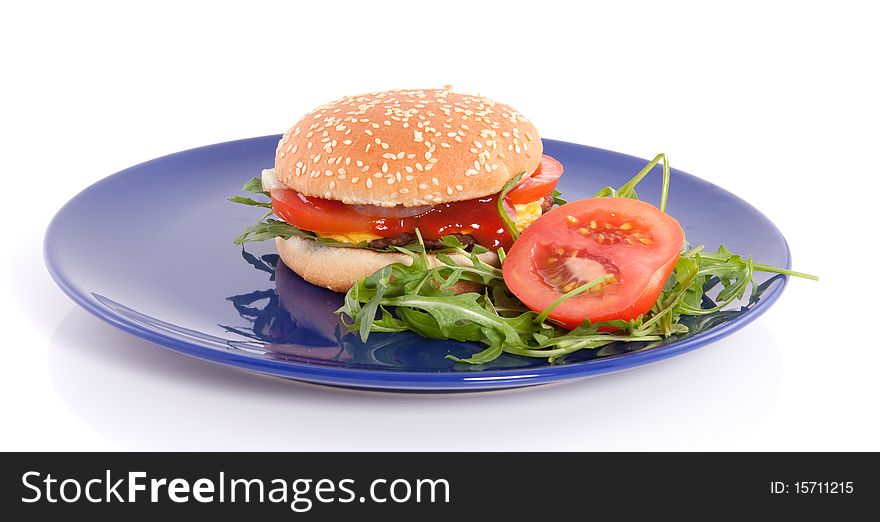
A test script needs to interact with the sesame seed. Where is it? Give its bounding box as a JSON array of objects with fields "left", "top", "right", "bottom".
[
  {"left": 455, "top": 184, "right": 464, "bottom": 191},
  {"left": 366, "top": 178, "right": 373, "bottom": 188},
  {"left": 432, "top": 177, "right": 439, "bottom": 186},
  {"left": 343, "top": 139, "right": 352, "bottom": 145},
  {"left": 387, "top": 178, "right": 395, "bottom": 185},
  {"left": 381, "top": 142, "right": 389, "bottom": 149},
  {"left": 466, "top": 168, "right": 478, "bottom": 176},
  {"left": 329, "top": 181, "right": 336, "bottom": 189},
  {"left": 447, "top": 187, "right": 454, "bottom": 195},
  {"left": 374, "top": 172, "right": 383, "bottom": 178},
  {"left": 418, "top": 183, "right": 429, "bottom": 190},
  {"left": 405, "top": 175, "right": 414, "bottom": 181},
  {"left": 400, "top": 188, "right": 410, "bottom": 194},
  {"left": 325, "top": 170, "right": 333, "bottom": 176}
]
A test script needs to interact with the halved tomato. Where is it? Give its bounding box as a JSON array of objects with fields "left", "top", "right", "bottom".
[
  {"left": 502, "top": 198, "right": 684, "bottom": 329},
  {"left": 505, "top": 155, "right": 564, "bottom": 205}
]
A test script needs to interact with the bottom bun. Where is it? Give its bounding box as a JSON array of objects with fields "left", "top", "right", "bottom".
[{"left": 275, "top": 236, "right": 500, "bottom": 293}]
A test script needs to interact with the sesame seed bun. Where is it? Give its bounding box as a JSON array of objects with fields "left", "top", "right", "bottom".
[
  {"left": 275, "top": 236, "right": 499, "bottom": 293},
  {"left": 274, "top": 88, "right": 542, "bottom": 207}
]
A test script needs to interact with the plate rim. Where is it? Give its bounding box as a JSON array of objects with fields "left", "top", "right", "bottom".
[{"left": 44, "top": 135, "right": 792, "bottom": 390}]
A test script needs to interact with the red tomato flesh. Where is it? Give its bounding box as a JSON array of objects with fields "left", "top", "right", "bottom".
[
  {"left": 505, "top": 155, "right": 564, "bottom": 205},
  {"left": 502, "top": 198, "right": 684, "bottom": 329},
  {"left": 271, "top": 154, "right": 563, "bottom": 250}
]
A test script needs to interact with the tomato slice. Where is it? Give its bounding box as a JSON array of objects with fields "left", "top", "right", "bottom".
[
  {"left": 271, "top": 189, "right": 381, "bottom": 235},
  {"left": 502, "top": 198, "right": 684, "bottom": 329},
  {"left": 505, "top": 155, "right": 564, "bottom": 205},
  {"left": 270, "top": 154, "right": 563, "bottom": 250}
]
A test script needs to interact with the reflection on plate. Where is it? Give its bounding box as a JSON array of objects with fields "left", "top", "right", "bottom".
[{"left": 44, "top": 136, "right": 791, "bottom": 391}]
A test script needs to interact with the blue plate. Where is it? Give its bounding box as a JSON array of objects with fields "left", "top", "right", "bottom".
[{"left": 44, "top": 136, "right": 790, "bottom": 391}]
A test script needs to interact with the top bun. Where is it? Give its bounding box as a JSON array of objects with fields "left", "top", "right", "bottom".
[{"left": 274, "top": 88, "right": 542, "bottom": 207}]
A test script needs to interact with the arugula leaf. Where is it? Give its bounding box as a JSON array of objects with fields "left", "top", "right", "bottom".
[
  {"left": 496, "top": 171, "right": 527, "bottom": 240},
  {"left": 551, "top": 189, "right": 567, "bottom": 206},
  {"left": 227, "top": 195, "right": 272, "bottom": 208},
  {"left": 242, "top": 177, "right": 269, "bottom": 196}
]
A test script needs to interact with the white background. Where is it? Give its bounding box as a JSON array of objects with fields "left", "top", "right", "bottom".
[{"left": 2, "top": 1, "right": 878, "bottom": 451}]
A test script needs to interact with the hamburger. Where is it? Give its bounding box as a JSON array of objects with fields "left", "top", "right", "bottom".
[{"left": 245, "top": 88, "right": 564, "bottom": 292}]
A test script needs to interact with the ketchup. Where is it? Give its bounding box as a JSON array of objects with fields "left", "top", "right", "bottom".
[
  {"left": 272, "top": 190, "right": 514, "bottom": 250},
  {"left": 396, "top": 195, "right": 511, "bottom": 250}
]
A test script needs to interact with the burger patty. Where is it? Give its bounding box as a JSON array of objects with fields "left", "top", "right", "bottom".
[
  {"left": 367, "top": 232, "right": 475, "bottom": 251},
  {"left": 366, "top": 194, "right": 555, "bottom": 251}
]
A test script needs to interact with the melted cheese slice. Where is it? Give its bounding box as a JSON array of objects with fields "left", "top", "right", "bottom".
[
  {"left": 315, "top": 231, "right": 383, "bottom": 243},
  {"left": 513, "top": 199, "right": 544, "bottom": 232}
]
